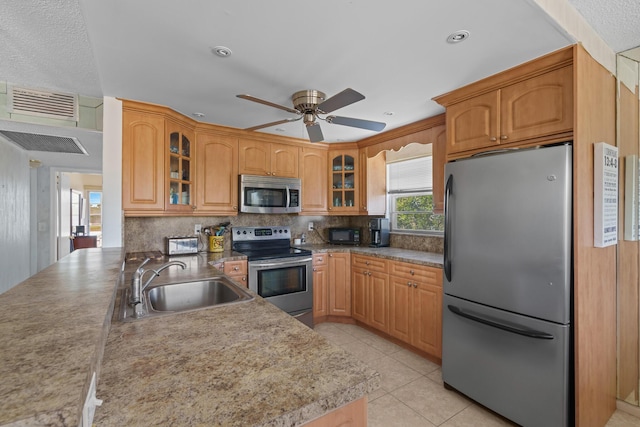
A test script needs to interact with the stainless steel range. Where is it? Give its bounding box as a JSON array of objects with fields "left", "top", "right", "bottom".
[{"left": 232, "top": 226, "right": 313, "bottom": 328}]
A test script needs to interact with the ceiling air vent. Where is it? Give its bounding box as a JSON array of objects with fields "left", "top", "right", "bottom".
[
  {"left": 0, "top": 131, "right": 88, "bottom": 154},
  {"left": 9, "top": 86, "right": 78, "bottom": 121}
]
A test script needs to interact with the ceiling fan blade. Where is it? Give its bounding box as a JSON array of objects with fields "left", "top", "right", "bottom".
[
  {"left": 237, "top": 94, "right": 300, "bottom": 115},
  {"left": 317, "top": 88, "right": 365, "bottom": 114},
  {"left": 245, "top": 117, "right": 301, "bottom": 131},
  {"left": 306, "top": 123, "right": 324, "bottom": 142},
  {"left": 327, "top": 115, "right": 386, "bottom": 132}
]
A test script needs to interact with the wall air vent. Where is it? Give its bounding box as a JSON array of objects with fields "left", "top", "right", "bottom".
[
  {"left": 0, "top": 131, "right": 88, "bottom": 154},
  {"left": 9, "top": 86, "right": 78, "bottom": 121}
]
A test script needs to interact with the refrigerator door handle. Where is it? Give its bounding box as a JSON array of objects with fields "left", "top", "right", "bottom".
[
  {"left": 444, "top": 174, "right": 453, "bottom": 282},
  {"left": 447, "top": 305, "right": 555, "bottom": 340}
]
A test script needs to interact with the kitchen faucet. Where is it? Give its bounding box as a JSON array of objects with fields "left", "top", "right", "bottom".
[{"left": 129, "top": 258, "right": 187, "bottom": 318}]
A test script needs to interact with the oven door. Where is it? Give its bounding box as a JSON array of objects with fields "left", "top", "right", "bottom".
[{"left": 248, "top": 256, "right": 313, "bottom": 314}]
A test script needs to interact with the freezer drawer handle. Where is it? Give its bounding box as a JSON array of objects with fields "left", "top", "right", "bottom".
[{"left": 447, "top": 305, "right": 555, "bottom": 340}]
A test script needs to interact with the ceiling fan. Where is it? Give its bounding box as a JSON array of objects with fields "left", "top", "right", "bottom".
[{"left": 236, "top": 88, "right": 386, "bottom": 142}]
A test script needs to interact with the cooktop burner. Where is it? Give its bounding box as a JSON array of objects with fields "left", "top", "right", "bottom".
[{"left": 231, "top": 226, "right": 311, "bottom": 261}]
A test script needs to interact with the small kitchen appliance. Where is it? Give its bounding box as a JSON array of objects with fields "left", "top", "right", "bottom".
[
  {"left": 327, "top": 227, "right": 361, "bottom": 245},
  {"left": 369, "top": 218, "right": 389, "bottom": 247},
  {"left": 231, "top": 226, "right": 313, "bottom": 327},
  {"left": 166, "top": 236, "right": 198, "bottom": 255}
]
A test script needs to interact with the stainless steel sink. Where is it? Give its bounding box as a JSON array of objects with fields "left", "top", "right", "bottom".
[{"left": 119, "top": 276, "right": 254, "bottom": 321}]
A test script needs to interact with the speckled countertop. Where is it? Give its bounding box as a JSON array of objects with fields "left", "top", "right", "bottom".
[
  {"left": 297, "top": 244, "right": 444, "bottom": 268},
  {"left": 94, "top": 252, "right": 380, "bottom": 426},
  {"left": 0, "top": 248, "right": 124, "bottom": 426}
]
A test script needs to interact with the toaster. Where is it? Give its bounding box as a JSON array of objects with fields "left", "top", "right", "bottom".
[{"left": 166, "top": 237, "right": 198, "bottom": 255}]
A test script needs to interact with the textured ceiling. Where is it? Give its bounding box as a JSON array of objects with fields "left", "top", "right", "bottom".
[{"left": 1, "top": 0, "right": 640, "bottom": 168}]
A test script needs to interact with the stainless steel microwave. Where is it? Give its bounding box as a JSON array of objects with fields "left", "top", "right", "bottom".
[{"left": 239, "top": 174, "right": 301, "bottom": 214}]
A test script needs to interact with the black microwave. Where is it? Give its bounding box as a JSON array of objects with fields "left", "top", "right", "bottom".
[{"left": 328, "top": 228, "right": 361, "bottom": 245}]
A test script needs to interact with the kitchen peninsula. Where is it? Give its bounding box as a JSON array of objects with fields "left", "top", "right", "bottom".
[{"left": 0, "top": 248, "right": 380, "bottom": 426}]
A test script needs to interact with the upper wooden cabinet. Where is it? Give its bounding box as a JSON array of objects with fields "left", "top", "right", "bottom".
[
  {"left": 165, "top": 119, "right": 195, "bottom": 213},
  {"left": 122, "top": 108, "right": 165, "bottom": 213},
  {"left": 431, "top": 126, "right": 446, "bottom": 215},
  {"left": 435, "top": 58, "right": 573, "bottom": 158},
  {"left": 300, "top": 146, "right": 328, "bottom": 215},
  {"left": 195, "top": 132, "right": 239, "bottom": 215},
  {"left": 359, "top": 149, "right": 386, "bottom": 216},
  {"left": 328, "top": 149, "right": 359, "bottom": 214},
  {"left": 238, "top": 139, "right": 299, "bottom": 178}
]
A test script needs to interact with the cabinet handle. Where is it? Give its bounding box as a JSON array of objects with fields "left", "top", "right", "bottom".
[
  {"left": 490, "top": 136, "right": 497, "bottom": 141},
  {"left": 365, "top": 261, "right": 370, "bottom": 265},
  {"left": 500, "top": 135, "right": 508, "bottom": 140}
]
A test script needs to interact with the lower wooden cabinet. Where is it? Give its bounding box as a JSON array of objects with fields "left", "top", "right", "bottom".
[
  {"left": 313, "top": 254, "right": 329, "bottom": 319},
  {"left": 388, "top": 262, "right": 443, "bottom": 357},
  {"left": 213, "top": 259, "right": 248, "bottom": 288},
  {"left": 328, "top": 252, "right": 351, "bottom": 317},
  {"left": 351, "top": 255, "right": 389, "bottom": 333}
]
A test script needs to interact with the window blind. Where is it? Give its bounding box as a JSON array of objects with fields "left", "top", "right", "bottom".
[{"left": 387, "top": 156, "right": 433, "bottom": 193}]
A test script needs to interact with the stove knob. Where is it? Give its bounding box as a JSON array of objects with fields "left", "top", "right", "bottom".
[{"left": 243, "top": 230, "right": 247, "bottom": 234}]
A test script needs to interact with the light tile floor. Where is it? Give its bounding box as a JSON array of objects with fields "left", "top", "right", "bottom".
[{"left": 314, "top": 322, "right": 640, "bottom": 427}]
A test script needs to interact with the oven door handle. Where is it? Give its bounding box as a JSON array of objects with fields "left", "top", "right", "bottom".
[{"left": 250, "top": 257, "right": 313, "bottom": 268}]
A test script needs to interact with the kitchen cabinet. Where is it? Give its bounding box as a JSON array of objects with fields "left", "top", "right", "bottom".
[
  {"left": 358, "top": 149, "right": 386, "bottom": 216},
  {"left": 195, "top": 132, "right": 239, "bottom": 214},
  {"left": 165, "top": 119, "right": 195, "bottom": 213},
  {"left": 431, "top": 126, "right": 446, "bottom": 215},
  {"left": 388, "top": 261, "right": 442, "bottom": 358},
  {"left": 328, "top": 252, "right": 351, "bottom": 317},
  {"left": 351, "top": 255, "right": 389, "bottom": 333},
  {"left": 438, "top": 65, "right": 573, "bottom": 157},
  {"left": 212, "top": 259, "right": 248, "bottom": 287},
  {"left": 300, "top": 146, "right": 328, "bottom": 215},
  {"left": 238, "top": 139, "right": 299, "bottom": 178},
  {"left": 328, "top": 149, "right": 359, "bottom": 214},
  {"left": 122, "top": 108, "right": 165, "bottom": 213},
  {"left": 312, "top": 254, "right": 329, "bottom": 320}
]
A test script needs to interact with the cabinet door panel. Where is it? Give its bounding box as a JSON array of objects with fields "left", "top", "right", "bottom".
[
  {"left": 388, "top": 276, "right": 412, "bottom": 343},
  {"left": 351, "top": 268, "right": 368, "bottom": 323},
  {"left": 122, "top": 110, "right": 165, "bottom": 210},
  {"left": 271, "top": 143, "right": 299, "bottom": 177},
  {"left": 412, "top": 282, "right": 442, "bottom": 357},
  {"left": 328, "top": 253, "right": 351, "bottom": 316},
  {"left": 369, "top": 272, "right": 389, "bottom": 332},
  {"left": 446, "top": 91, "right": 499, "bottom": 154},
  {"left": 239, "top": 139, "right": 270, "bottom": 175},
  {"left": 300, "top": 147, "right": 328, "bottom": 214},
  {"left": 313, "top": 265, "right": 328, "bottom": 318},
  {"left": 500, "top": 66, "right": 573, "bottom": 143},
  {"left": 196, "top": 133, "right": 238, "bottom": 214}
]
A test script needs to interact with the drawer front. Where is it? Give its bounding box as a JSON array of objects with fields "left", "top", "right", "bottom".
[
  {"left": 352, "top": 255, "right": 388, "bottom": 272},
  {"left": 223, "top": 260, "right": 247, "bottom": 276},
  {"left": 313, "top": 253, "right": 328, "bottom": 266},
  {"left": 389, "top": 261, "right": 440, "bottom": 284}
]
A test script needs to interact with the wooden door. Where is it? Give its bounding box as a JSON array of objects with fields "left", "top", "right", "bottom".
[
  {"left": 165, "top": 119, "right": 195, "bottom": 213},
  {"left": 351, "top": 267, "right": 368, "bottom": 323},
  {"left": 445, "top": 90, "right": 499, "bottom": 154},
  {"left": 388, "top": 275, "right": 412, "bottom": 343},
  {"left": 300, "top": 147, "right": 328, "bottom": 214},
  {"left": 500, "top": 66, "right": 573, "bottom": 144},
  {"left": 239, "top": 139, "right": 270, "bottom": 175},
  {"left": 368, "top": 271, "right": 389, "bottom": 332},
  {"left": 196, "top": 132, "right": 238, "bottom": 214},
  {"left": 271, "top": 143, "right": 299, "bottom": 177},
  {"left": 411, "top": 268, "right": 442, "bottom": 357},
  {"left": 328, "top": 252, "right": 351, "bottom": 316},
  {"left": 122, "top": 110, "right": 165, "bottom": 211},
  {"left": 313, "top": 254, "right": 328, "bottom": 319}
]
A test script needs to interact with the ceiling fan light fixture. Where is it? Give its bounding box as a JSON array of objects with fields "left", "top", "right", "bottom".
[
  {"left": 212, "top": 46, "right": 232, "bottom": 57},
  {"left": 447, "top": 30, "right": 470, "bottom": 43}
]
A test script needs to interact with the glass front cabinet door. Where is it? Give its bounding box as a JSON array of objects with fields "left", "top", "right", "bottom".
[
  {"left": 166, "top": 120, "right": 195, "bottom": 212},
  {"left": 329, "top": 151, "right": 358, "bottom": 213}
]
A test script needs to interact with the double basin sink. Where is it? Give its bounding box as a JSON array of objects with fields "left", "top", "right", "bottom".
[{"left": 119, "top": 276, "right": 254, "bottom": 321}]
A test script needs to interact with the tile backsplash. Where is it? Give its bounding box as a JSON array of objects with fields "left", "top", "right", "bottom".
[{"left": 124, "top": 215, "right": 443, "bottom": 254}]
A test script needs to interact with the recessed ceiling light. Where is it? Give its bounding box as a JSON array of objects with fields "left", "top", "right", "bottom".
[
  {"left": 275, "top": 128, "right": 286, "bottom": 132},
  {"left": 212, "top": 46, "right": 232, "bottom": 57},
  {"left": 192, "top": 112, "right": 205, "bottom": 118},
  {"left": 447, "top": 30, "right": 470, "bottom": 44},
  {"left": 384, "top": 111, "right": 394, "bottom": 116}
]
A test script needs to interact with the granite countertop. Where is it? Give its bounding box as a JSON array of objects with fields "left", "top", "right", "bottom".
[
  {"left": 94, "top": 253, "right": 380, "bottom": 426},
  {"left": 298, "top": 244, "right": 444, "bottom": 268},
  {"left": 0, "top": 248, "right": 124, "bottom": 426}
]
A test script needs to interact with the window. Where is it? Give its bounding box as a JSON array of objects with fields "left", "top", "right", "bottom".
[{"left": 387, "top": 156, "right": 444, "bottom": 233}]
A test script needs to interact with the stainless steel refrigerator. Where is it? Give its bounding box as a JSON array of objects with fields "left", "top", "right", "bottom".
[{"left": 442, "top": 144, "right": 572, "bottom": 427}]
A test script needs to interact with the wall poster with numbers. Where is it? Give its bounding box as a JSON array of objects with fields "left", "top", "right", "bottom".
[{"left": 594, "top": 142, "right": 619, "bottom": 248}]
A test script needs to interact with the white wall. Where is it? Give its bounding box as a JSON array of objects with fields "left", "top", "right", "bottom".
[
  {"left": 0, "top": 139, "right": 31, "bottom": 293},
  {"left": 101, "top": 96, "right": 122, "bottom": 248}
]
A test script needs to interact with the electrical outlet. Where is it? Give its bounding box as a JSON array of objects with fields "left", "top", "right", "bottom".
[
  {"left": 308, "top": 222, "right": 314, "bottom": 231},
  {"left": 194, "top": 224, "right": 202, "bottom": 234}
]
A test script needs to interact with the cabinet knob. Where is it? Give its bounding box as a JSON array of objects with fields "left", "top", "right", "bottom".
[
  {"left": 233, "top": 266, "right": 239, "bottom": 271},
  {"left": 329, "top": 254, "right": 333, "bottom": 257},
  {"left": 363, "top": 206, "right": 367, "bottom": 210},
  {"left": 407, "top": 282, "right": 412, "bottom": 287},
  {"left": 490, "top": 136, "right": 497, "bottom": 142},
  {"left": 410, "top": 270, "right": 414, "bottom": 275},
  {"left": 313, "top": 268, "right": 317, "bottom": 272},
  {"left": 413, "top": 283, "right": 418, "bottom": 288},
  {"left": 241, "top": 276, "right": 246, "bottom": 281},
  {"left": 365, "top": 261, "right": 370, "bottom": 265},
  {"left": 500, "top": 135, "right": 508, "bottom": 140},
  {"left": 233, "top": 206, "right": 238, "bottom": 210}
]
